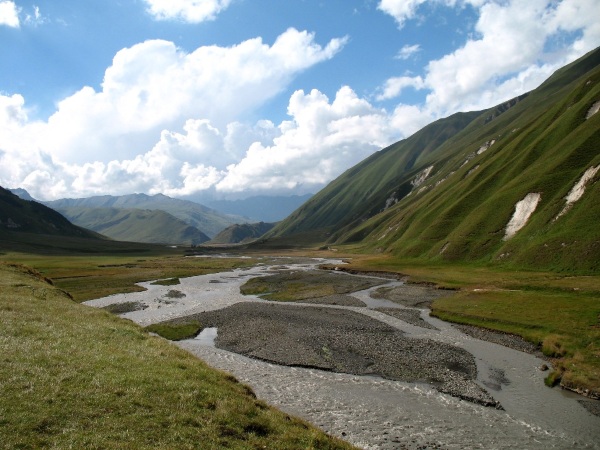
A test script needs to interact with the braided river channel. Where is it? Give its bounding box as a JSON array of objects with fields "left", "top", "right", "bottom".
[{"left": 86, "top": 257, "right": 600, "bottom": 449}]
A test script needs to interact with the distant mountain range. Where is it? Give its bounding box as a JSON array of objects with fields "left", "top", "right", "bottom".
[
  {"left": 5, "top": 191, "right": 245, "bottom": 245},
  {"left": 6, "top": 190, "right": 308, "bottom": 246},
  {"left": 54, "top": 206, "right": 210, "bottom": 245},
  {"left": 44, "top": 193, "right": 247, "bottom": 239},
  {"left": 209, "top": 222, "right": 275, "bottom": 244},
  {"left": 265, "top": 47, "right": 600, "bottom": 273}
]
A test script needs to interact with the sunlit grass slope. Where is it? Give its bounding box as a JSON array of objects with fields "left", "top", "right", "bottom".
[{"left": 0, "top": 262, "right": 354, "bottom": 449}]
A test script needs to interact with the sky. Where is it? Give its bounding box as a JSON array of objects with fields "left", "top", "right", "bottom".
[{"left": 0, "top": 0, "right": 599, "bottom": 202}]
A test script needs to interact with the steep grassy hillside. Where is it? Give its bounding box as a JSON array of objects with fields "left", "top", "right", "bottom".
[
  {"left": 0, "top": 262, "right": 352, "bottom": 449},
  {"left": 210, "top": 222, "right": 275, "bottom": 244},
  {"left": 56, "top": 207, "right": 210, "bottom": 245},
  {"left": 45, "top": 193, "right": 246, "bottom": 238},
  {"left": 270, "top": 110, "right": 480, "bottom": 238},
  {"left": 267, "top": 47, "right": 600, "bottom": 273},
  {"left": 0, "top": 187, "right": 101, "bottom": 239}
]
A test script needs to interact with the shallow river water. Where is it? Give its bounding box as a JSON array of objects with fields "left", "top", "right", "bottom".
[{"left": 86, "top": 257, "right": 600, "bottom": 449}]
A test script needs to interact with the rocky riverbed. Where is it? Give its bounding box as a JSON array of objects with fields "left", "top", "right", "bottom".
[
  {"left": 176, "top": 302, "right": 498, "bottom": 407},
  {"left": 86, "top": 256, "right": 600, "bottom": 449}
]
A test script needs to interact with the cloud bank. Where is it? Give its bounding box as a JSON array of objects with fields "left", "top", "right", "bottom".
[
  {"left": 0, "top": 0, "right": 598, "bottom": 201},
  {"left": 144, "top": 0, "right": 233, "bottom": 23}
]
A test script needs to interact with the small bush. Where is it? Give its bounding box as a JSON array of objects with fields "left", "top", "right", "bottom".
[
  {"left": 145, "top": 321, "right": 202, "bottom": 341},
  {"left": 542, "top": 334, "right": 568, "bottom": 357},
  {"left": 544, "top": 370, "right": 563, "bottom": 387}
]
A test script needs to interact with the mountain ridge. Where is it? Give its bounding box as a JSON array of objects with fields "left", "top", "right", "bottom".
[{"left": 0, "top": 186, "right": 102, "bottom": 240}]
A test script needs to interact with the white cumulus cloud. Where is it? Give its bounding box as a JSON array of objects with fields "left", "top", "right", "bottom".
[
  {"left": 378, "top": 0, "right": 429, "bottom": 28},
  {"left": 0, "top": 28, "right": 353, "bottom": 199},
  {"left": 396, "top": 44, "right": 421, "bottom": 60},
  {"left": 0, "top": 1, "right": 19, "bottom": 27},
  {"left": 26, "top": 29, "right": 347, "bottom": 166},
  {"left": 378, "top": 0, "right": 600, "bottom": 117},
  {"left": 144, "top": 0, "right": 233, "bottom": 23},
  {"left": 0, "top": 84, "right": 403, "bottom": 200},
  {"left": 216, "top": 86, "right": 398, "bottom": 195}
]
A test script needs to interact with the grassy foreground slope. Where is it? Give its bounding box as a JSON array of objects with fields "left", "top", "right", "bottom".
[{"left": 0, "top": 262, "right": 353, "bottom": 449}]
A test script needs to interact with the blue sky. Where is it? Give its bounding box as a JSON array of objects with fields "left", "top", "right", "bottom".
[{"left": 1, "top": 0, "right": 598, "bottom": 201}]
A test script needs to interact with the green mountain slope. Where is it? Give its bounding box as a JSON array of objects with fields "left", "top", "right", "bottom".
[
  {"left": 57, "top": 207, "right": 210, "bottom": 245},
  {"left": 267, "top": 47, "right": 600, "bottom": 273},
  {"left": 45, "top": 193, "right": 246, "bottom": 238},
  {"left": 210, "top": 222, "right": 275, "bottom": 244},
  {"left": 0, "top": 186, "right": 102, "bottom": 239}
]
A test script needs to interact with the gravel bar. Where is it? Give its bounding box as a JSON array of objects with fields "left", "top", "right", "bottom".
[{"left": 177, "top": 302, "right": 500, "bottom": 408}]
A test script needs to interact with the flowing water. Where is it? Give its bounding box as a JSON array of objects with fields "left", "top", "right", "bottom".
[{"left": 86, "top": 257, "right": 600, "bottom": 449}]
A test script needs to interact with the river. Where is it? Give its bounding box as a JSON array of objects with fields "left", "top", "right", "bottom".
[{"left": 85, "top": 257, "right": 600, "bottom": 449}]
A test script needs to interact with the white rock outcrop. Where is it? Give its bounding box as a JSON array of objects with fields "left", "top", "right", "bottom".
[
  {"left": 477, "top": 139, "right": 496, "bottom": 155},
  {"left": 383, "top": 193, "right": 398, "bottom": 210},
  {"left": 555, "top": 165, "right": 599, "bottom": 220},
  {"left": 411, "top": 165, "right": 434, "bottom": 188},
  {"left": 503, "top": 193, "right": 541, "bottom": 240},
  {"left": 586, "top": 100, "right": 600, "bottom": 119}
]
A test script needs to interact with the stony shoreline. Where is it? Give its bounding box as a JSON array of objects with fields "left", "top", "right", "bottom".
[{"left": 451, "top": 323, "right": 543, "bottom": 357}]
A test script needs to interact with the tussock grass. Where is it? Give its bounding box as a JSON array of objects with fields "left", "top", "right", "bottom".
[{"left": 0, "top": 262, "right": 354, "bottom": 449}]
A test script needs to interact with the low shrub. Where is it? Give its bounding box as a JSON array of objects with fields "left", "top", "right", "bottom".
[{"left": 145, "top": 320, "right": 202, "bottom": 340}]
